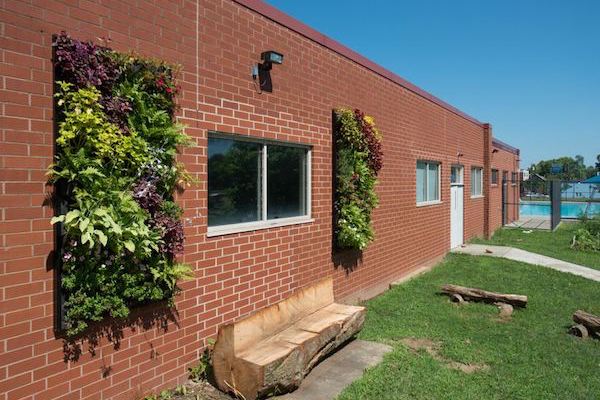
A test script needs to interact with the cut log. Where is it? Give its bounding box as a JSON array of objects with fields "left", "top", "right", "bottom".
[
  {"left": 440, "top": 284, "right": 528, "bottom": 308},
  {"left": 572, "top": 310, "right": 600, "bottom": 335},
  {"left": 450, "top": 294, "right": 465, "bottom": 304},
  {"left": 212, "top": 278, "right": 365, "bottom": 400},
  {"left": 569, "top": 324, "right": 589, "bottom": 338}
]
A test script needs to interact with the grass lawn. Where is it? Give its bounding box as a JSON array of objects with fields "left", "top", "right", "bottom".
[
  {"left": 337, "top": 254, "right": 600, "bottom": 400},
  {"left": 472, "top": 223, "right": 600, "bottom": 270}
]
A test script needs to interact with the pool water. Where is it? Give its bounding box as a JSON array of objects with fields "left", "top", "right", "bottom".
[{"left": 520, "top": 201, "right": 600, "bottom": 218}]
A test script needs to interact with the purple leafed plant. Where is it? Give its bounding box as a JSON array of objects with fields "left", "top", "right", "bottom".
[
  {"left": 132, "top": 176, "right": 163, "bottom": 215},
  {"left": 153, "top": 213, "right": 185, "bottom": 258},
  {"left": 54, "top": 31, "right": 120, "bottom": 94},
  {"left": 100, "top": 96, "right": 132, "bottom": 134},
  {"left": 132, "top": 176, "right": 184, "bottom": 258},
  {"left": 354, "top": 109, "right": 383, "bottom": 175}
]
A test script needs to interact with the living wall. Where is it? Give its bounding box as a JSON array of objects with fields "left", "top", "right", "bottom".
[
  {"left": 333, "top": 108, "right": 383, "bottom": 250},
  {"left": 50, "top": 32, "right": 193, "bottom": 336}
]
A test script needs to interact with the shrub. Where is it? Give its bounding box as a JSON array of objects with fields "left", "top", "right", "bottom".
[
  {"left": 333, "top": 108, "right": 383, "bottom": 250},
  {"left": 572, "top": 214, "right": 600, "bottom": 252},
  {"left": 49, "top": 32, "right": 192, "bottom": 336}
]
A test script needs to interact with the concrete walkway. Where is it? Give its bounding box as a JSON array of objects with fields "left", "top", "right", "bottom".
[
  {"left": 274, "top": 339, "right": 392, "bottom": 400},
  {"left": 505, "top": 217, "right": 551, "bottom": 230},
  {"left": 452, "top": 244, "right": 600, "bottom": 282}
]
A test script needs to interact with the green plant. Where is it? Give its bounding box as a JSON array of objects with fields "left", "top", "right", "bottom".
[
  {"left": 174, "top": 385, "right": 187, "bottom": 395},
  {"left": 572, "top": 214, "right": 600, "bottom": 251},
  {"left": 141, "top": 390, "right": 173, "bottom": 400},
  {"left": 188, "top": 361, "right": 207, "bottom": 382},
  {"left": 159, "top": 390, "right": 172, "bottom": 400},
  {"left": 333, "top": 108, "right": 383, "bottom": 250},
  {"left": 50, "top": 32, "right": 193, "bottom": 336},
  {"left": 188, "top": 339, "right": 215, "bottom": 382}
]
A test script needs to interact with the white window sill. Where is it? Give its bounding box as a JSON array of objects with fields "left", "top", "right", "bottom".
[
  {"left": 491, "top": 183, "right": 498, "bottom": 187},
  {"left": 416, "top": 200, "right": 442, "bottom": 207},
  {"left": 207, "top": 216, "right": 313, "bottom": 237},
  {"left": 470, "top": 195, "right": 484, "bottom": 199}
]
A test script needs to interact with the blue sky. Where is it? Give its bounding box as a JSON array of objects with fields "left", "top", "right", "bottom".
[{"left": 265, "top": 0, "right": 600, "bottom": 167}]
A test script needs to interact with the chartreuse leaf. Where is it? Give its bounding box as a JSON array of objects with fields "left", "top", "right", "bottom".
[
  {"left": 81, "top": 231, "right": 91, "bottom": 245},
  {"left": 51, "top": 215, "right": 65, "bottom": 225},
  {"left": 79, "top": 218, "right": 90, "bottom": 231},
  {"left": 65, "top": 210, "right": 81, "bottom": 223},
  {"left": 95, "top": 230, "right": 108, "bottom": 246},
  {"left": 123, "top": 240, "right": 135, "bottom": 252},
  {"left": 94, "top": 208, "right": 108, "bottom": 217}
]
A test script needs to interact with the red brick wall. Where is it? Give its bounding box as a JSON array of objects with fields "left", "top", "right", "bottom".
[
  {"left": 490, "top": 145, "right": 521, "bottom": 232},
  {"left": 0, "top": 1, "right": 520, "bottom": 399}
]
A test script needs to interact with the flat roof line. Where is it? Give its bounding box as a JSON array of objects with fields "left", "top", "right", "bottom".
[
  {"left": 233, "top": 0, "right": 483, "bottom": 126},
  {"left": 492, "top": 138, "right": 520, "bottom": 155}
]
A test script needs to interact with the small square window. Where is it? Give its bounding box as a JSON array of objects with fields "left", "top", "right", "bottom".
[
  {"left": 450, "top": 165, "right": 463, "bottom": 185},
  {"left": 491, "top": 169, "right": 498, "bottom": 185}
]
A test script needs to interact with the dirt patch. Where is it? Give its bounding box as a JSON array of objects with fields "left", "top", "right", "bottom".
[
  {"left": 401, "top": 338, "right": 440, "bottom": 352},
  {"left": 147, "top": 380, "right": 234, "bottom": 400},
  {"left": 401, "top": 338, "right": 489, "bottom": 374}
]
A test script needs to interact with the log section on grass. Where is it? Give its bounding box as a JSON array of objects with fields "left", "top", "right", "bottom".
[
  {"left": 571, "top": 310, "right": 600, "bottom": 338},
  {"left": 441, "top": 284, "right": 528, "bottom": 308}
]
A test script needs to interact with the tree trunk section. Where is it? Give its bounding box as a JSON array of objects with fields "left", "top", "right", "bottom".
[
  {"left": 572, "top": 310, "right": 600, "bottom": 334},
  {"left": 440, "top": 284, "right": 528, "bottom": 308}
]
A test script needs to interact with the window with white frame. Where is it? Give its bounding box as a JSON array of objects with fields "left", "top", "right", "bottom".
[
  {"left": 471, "top": 167, "right": 483, "bottom": 197},
  {"left": 491, "top": 169, "right": 499, "bottom": 185},
  {"left": 450, "top": 165, "right": 463, "bottom": 185},
  {"left": 207, "top": 133, "right": 311, "bottom": 235},
  {"left": 417, "top": 161, "right": 440, "bottom": 204}
]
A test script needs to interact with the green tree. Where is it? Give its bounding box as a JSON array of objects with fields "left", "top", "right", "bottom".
[{"left": 529, "top": 156, "right": 589, "bottom": 181}]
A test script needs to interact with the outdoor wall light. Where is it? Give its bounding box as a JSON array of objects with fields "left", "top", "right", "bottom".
[
  {"left": 252, "top": 50, "right": 284, "bottom": 93},
  {"left": 261, "top": 51, "right": 284, "bottom": 67},
  {"left": 492, "top": 149, "right": 499, "bottom": 153}
]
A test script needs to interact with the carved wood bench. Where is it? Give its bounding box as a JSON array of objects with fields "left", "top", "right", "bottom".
[{"left": 212, "top": 277, "right": 365, "bottom": 400}]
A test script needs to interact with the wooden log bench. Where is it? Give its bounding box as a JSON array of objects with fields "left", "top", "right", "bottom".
[{"left": 212, "top": 277, "right": 365, "bottom": 400}]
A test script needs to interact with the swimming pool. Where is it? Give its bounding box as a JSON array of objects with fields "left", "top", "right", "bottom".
[{"left": 520, "top": 201, "right": 600, "bottom": 218}]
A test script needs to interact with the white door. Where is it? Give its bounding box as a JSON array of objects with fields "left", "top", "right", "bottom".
[{"left": 450, "top": 166, "right": 464, "bottom": 248}]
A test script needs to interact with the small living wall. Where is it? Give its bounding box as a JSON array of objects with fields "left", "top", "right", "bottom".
[
  {"left": 333, "top": 108, "right": 383, "bottom": 250},
  {"left": 49, "top": 32, "right": 193, "bottom": 336}
]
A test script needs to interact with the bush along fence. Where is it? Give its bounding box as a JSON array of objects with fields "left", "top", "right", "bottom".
[
  {"left": 49, "top": 32, "right": 193, "bottom": 337},
  {"left": 333, "top": 108, "right": 383, "bottom": 251}
]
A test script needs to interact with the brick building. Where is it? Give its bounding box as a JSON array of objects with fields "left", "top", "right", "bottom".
[{"left": 0, "top": 0, "right": 520, "bottom": 399}]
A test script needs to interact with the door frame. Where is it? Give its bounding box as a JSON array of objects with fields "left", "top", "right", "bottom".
[
  {"left": 502, "top": 171, "right": 508, "bottom": 225},
  {"left": 450, "top": 165, "right": 464, "bottom": 248}
]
